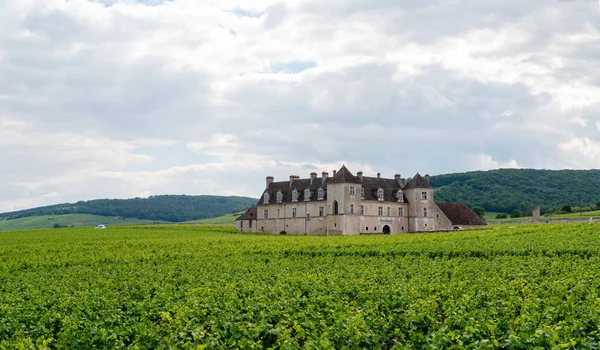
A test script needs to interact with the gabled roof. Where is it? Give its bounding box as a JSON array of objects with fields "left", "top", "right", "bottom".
[
  {"left": 360, "top": 176, "right": 407, "bottom": 202},
  {"left": 261, "top": 176, "right": 329, "bottom": 205},
  {"left": 436, "top": 202, "right": 487, "bottom": 226},
  {"left": 236, "top": 207, "right": 257, "bottom": 221},
  {"left": 330, "top": 165, "right": 362, "bottom": 184},
  {"left": 404, "top": 173, "right": 432, "bottom": 189}
]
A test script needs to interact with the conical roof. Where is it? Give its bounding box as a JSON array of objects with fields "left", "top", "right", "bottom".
[
  {"left": 329, "top": 165, "right": 362, "bottom": 184},
  {"left": 404, "top": 173, "right": 432, "bottom": 189}
]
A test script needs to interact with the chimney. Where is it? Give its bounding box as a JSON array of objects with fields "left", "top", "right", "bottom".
[
  {"left": 322, "top": 171, "right": 328, "bottom": 182},
  {"left": 333, "top": 169, "right": 337, "bottom": 177},
  {"left": 266, "top": 176, "right": 274, "bottom": 189},
  {"left": 310, "top": 172, "right": 317, "bottom": 184},
  {"left": 290, "top": 175, "right": 296, "bottom": 187},
  {"left": 424, "top": 174, "right": 430, "bottom": 184},
  {"left": 357, "top": 171, "right": 363, "bottom": 181},
  {"left": 395, "top": 174, "right": 401, "bottom": 184},
  {"left": 377, "top": 172, "right": 381, "bottom": 179}
]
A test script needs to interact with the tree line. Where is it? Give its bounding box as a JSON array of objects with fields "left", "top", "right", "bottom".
[
  {"left": 0, "top": 195, "right": 258, "bottom": 222},
  {"left": 430, "top": 168, "right": 600, "bottom": 214}
]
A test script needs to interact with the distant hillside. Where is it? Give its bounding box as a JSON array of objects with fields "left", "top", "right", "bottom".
[
  {"left": 0, "top": 195, "right": 257, "bottom": 223},
  {"left": 0, "top": 214, "right": 166, "bottom": 232},
  {"left": 184, "top": 211, "right": 243, "bottom": 225},
  {"left": 431, "top": 169, "right": 600, "bottom": 213}
]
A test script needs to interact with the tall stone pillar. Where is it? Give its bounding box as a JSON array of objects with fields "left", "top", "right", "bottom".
[{"left": 532, "top": 206, "right": 541, "bottom": 223}]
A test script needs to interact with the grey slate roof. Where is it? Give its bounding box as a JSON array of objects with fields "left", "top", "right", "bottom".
[
  {"left": 236, "top": 207, "right": 257, "bottom": 221},
  {"left": 261, "top": 177, "right": 329, "bottom": 205},
  {"left": 329, "top": 165, "right": 362, "bottom": 184},
  {"left": 259, "top": 166, "right": 431, "bottom": 205},
  {"left": 359, "top": 176, "right": 407, "bottom": 202},
  {"left": 436, "top": 202, "right": 487, "bottom": 226},
  {"left": 404, "top": 173, "right": 432, "bottom": 189}
]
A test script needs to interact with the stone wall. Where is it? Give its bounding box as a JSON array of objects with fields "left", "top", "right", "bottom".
[{"left": 404, "top": 187, "right": 451, "bottom": 232}]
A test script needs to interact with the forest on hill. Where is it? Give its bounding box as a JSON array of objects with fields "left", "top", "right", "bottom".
[
  {"left": 0, "top": 195, "right": 257, "bottom": 222},
  {"left": 430, "top": 168, "right": 600, "bottom": 214}
]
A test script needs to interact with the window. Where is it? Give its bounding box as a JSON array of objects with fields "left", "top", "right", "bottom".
[
  {"left": 421, "top": 191, "right": 427, "bottom": 200},
  {"left": 306, "top": 214, "right": 310, "bottom": 221},
  {"left": 399, "top": 207, "right": 404, "bottom": 217},
  {"left": 349, "top": 186, "right": 355, "bottom": 195},
  {"left": 263, "top": 193, "right": 270, "bottom": 204},
  {"left": 397, "top": 190, "right": 404, "bottom": 202},
  {"left": 361, "top": 187, "right": 365, "bottom": 198},
  {"left": 374, "top": 227, "right": 377, "bottom": 231},
  {"left": 304, "top": 189, "right": 311, "bottom": 201},
  {"left": 292, "top": 190, "right": 298, "bottom": 202},
  {"left": 424, "top": 208, "right": 428, "bottom": 217},
  {"left": 386, "top": 207, "right": 390, "bottom": 216},
  {"left": 361, "top": 205, "right": 364, "bottom": 215},
  {"left": 366, "top": 227, "right": 369, "bottom": 231},
  {"left": 276, "top": 191, "right": 283, "bottom": 203},
  {"left": 249, "top": 220, "right": 252, "bottom": 228},
  {"left": 264, "top": 209, "right": 269, "bottom": 219},
  {"left": 292, "top": 208, "right": 297, "bottom": 218},
  {"left": 277, "top": 208, "right": 280, "bottom": 219},
  {"left": 378, "top": 206, "right": 383, "bottom": 216},
  {"left": 377, "top": 188, "right": 384, "bottom": 201},
  {"left": 240, "top": 221, "right": 243, "bottom": 228},
  {"left": 319, "top": 206, "right": 324, "bottom": 217},
  {"left": 318, "top": 187, "right": 324, "bottom": 200},
  {"left": 333, "top": 201, "right": 339, "bottom": 215},
  {"left": 350, "top": 204, "right": 354, "bottom": 214}
]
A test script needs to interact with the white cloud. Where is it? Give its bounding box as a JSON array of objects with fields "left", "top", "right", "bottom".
[
  {"left": 558, "top": 137, "right": 600, "bottom": 169},
  {"left": 469, "top": 154, "right": 523, "bottom": 171},
  {"left": 1, "top": 0, "right": 600, "bottom": 211}
]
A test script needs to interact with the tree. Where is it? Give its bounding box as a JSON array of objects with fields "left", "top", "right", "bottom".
[
  {"left": 472, "top": 206, "right": 485, "bottom": 219},
  {"left": 561, "top": 205, "right": 572, "bottom": 213},
  {"left": 495, "top": 213, "right": 508, "bottom": 219},
  {"left": 510, "top": 209, "right": 522, "bottom": 218}
]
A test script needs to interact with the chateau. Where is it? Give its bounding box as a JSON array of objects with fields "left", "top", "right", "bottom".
[{"left": 236, "top": 165, "right": 486, "bottom": 235}]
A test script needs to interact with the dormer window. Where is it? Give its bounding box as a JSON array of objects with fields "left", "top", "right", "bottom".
[
  {"left": 318, "top": 187, "right": 324, "bottom": 200},
  {"left": 377, "top": 188, "right": 384, "bottom": 201},
  {"left": 276, "top": 191, "right": 283, "bottom": 204},
  {"left": 396, "top": 190, "right": 404, "bottom": 202},
  {"left": 263, "top": 193, "right": 270, "bottom": 204},
  {"left": 292, "top": 189, "right": 298, "bottom": 202},
  {"left": 304, "top": 189, "right": 311, "bottom": 201}
]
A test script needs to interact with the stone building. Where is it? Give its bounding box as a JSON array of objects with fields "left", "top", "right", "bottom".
[{"left": 236, "top": 165, "right": 486, "bottom": 235}]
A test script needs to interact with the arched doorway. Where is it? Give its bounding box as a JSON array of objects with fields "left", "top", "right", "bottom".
[
  {"left": 382, "top": 225, "right": 391, "bottom": 234},
  {"left": 333, "top": 201, "right": 339, "bottom": 215}
]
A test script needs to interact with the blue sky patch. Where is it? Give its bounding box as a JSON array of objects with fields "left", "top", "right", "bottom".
[{"left": 270, "top": 61, "right": 317, "bottom": 74}]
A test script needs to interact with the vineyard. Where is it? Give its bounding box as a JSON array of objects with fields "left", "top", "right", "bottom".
[{"left": 1, "top": 224, "right": 599, "bottom": 348}]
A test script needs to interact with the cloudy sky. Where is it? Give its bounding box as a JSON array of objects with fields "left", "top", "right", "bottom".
[{"left": 1, "top": 0, "right": 599, "bottom": 212}]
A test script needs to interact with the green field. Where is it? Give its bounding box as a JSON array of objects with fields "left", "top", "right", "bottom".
[
  {"left": 0, "top": 214, "right": 167, "bottom": 232},
  {"left": 1, "top": 224, "right": 600, "bottom": 348},
  {"left": 183, "top": 211, "right": 242, "bottom": 224},
  {"left": 486, "top": 210, "right": 600, "bottom": 223}
]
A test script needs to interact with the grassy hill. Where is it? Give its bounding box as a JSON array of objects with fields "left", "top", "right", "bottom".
[
  {"left": 431, "top": 168, "right": 600, "bottom": 214},
  {"left": 0, "top": 195, "right": 257, "bottom": 223},
  {"left": 0, "top": 214, "right": 167, "bottom": 232},
  {"left": 184, "top": 211, "right": 242, "bottom": 224}
]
